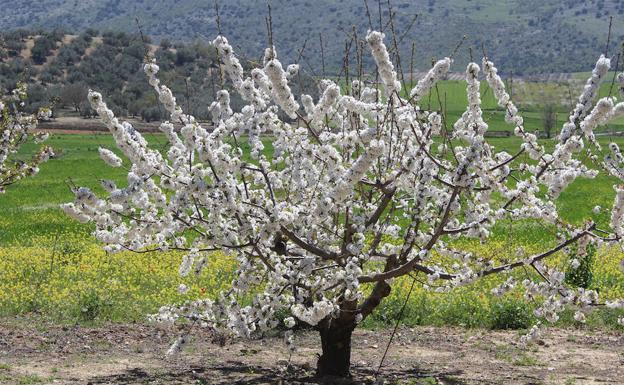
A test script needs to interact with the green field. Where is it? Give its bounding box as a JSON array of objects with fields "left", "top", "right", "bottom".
[
  {"left": 1, "top": 131, "right": 623, "bottom": 330},
  {"left": 405, "top": 78, "right": 624, "bottom": 134},
  {"left": 2, "top": 132, "right": 622, "bottom": 243},
  {"left": 2, "top": 81, "right": 624, "bottom": 330},
  {"left": 5, "top": 75, "right": 620, "bottom": 243}
]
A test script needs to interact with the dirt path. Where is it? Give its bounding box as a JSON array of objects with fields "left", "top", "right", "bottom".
[
  {"left": 36, "top": 116, "right": 207, "bottom": 133},
  {"left": 0, "top": 318, "right": 622, "bottom": 384}
]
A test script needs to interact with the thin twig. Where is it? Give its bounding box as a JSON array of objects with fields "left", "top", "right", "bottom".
[
  {"left": 608, "top": 53, "right": 620, "bottom": 97},
  {"left": 410, "top": 41, "right": 415, "bottom": 87},
  {"left": 266, "top": 2, "right": 274, "bottom": 60},
  {"left": 214, "top": 0, "right": 222, "bottom": 35},
  {"left": 363, "top": 0, "right": 374, "bottom": 30},
  {"left": 450, "top": 35, "right": 467, "bottom": 60},
  {"left": 605, "top": 15, "right": 613, "bottom": 57},
  {"left": 394, "top": 14, "right": 419, "bottom": 48},
  {"left": 377, "top": 0, "right": 383, "bottom": 31},
  {"left": 319, "top": 33, "right": 325, "bottom": 76},
  {"left": 375, "top": 274, "right": 418, "bottom": 378},
  {"left": 134, "top": 17, "right": 150, "bottom": 61}
]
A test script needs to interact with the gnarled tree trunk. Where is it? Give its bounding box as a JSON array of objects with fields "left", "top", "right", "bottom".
[
  {"left": 316, "top": 321, "right": 355, "bottom": 377},
  {"left": 315, "top": 280, "right": 393, "bottom": 378}
]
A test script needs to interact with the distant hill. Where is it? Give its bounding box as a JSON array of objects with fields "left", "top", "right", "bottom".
[
  {"left": 0, "top": 29, "right": 251, "bottom": 121},
  {"left": 0, "top": 28, "right": 319, "bottom": 123},
  {"left": 1, "top": 0, "right": 624, "bottom": 74}
]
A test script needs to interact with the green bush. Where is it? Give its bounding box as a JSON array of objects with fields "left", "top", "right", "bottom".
[
  {"left": 565, "top": 243, "right": 595, "bottom": 289},
  {"left": 489, "top": 299, "right": 534, "bottom": 330},
  {"left": 76, "top": 289, "right": 111, "bottom": 322},
  {"left": 437, "top": 295, "right": 489, "bottom": 328}
]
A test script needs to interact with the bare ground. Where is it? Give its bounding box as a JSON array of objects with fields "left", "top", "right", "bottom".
[
  {"left": 37, "top": 117, "right": 165, "bottom": 133},
  {"left": 0, "top": 318, "right": 622, "bottom": 385},
  {"left": 37, "top": 116, "right": 211, "bottom": 133}
]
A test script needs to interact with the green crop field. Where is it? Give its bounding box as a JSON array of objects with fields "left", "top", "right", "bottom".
[
  {"left": 3, "top": 72, "right": 624, "bottom": 328},
  {"left": 2, "top": 129, "right": 623, "bottom": 243},
  {"left": 407, "top": 78, "right": 624, "bottom": 133},
  {"left": 1, "top": 129, "right": 623, "bottom": 330}
]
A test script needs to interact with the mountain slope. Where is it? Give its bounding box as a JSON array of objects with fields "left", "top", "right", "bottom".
[{"left": 1, "top": 0, "right": 623, "bottom": 74}]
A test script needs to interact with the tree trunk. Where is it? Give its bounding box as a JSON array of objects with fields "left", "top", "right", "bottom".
[
  {"left": 316, "top": 322, "right": 355, "bottom": 378},
  {"left": 314, "top": 280, "right": 391, "bottom": 378}
]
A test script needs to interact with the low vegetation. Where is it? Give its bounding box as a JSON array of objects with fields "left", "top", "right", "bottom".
[{"left": 2, "top": 134, "right": 623, "bottom": 330}]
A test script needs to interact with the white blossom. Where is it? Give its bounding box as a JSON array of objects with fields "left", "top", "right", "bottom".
[
  {"left": 410, "top": 57, "right": 452, "bottom": 102},
  {"left": 0, "top": 83, "right": 52, "bottom": 193},
  {"left": 98, "top": 147, "right": 123, "bottom": 167},
  {"left": 284, "top": 317, "right": 296, "bottom": 328},
  {"left": 366, "top": 31, "right": 401, "bottom": 97}
]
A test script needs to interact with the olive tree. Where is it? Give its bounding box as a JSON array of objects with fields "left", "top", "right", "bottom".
[{"left": 63, "top": 32, "right": 624, "bottom": 378}]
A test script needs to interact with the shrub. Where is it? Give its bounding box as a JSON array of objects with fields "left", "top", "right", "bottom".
[
  {"left": 489, "top": 300, "right": 534, "bottom": 330},
  {"left": 565, "top": 243, "right": 596, "bottom": 289}
]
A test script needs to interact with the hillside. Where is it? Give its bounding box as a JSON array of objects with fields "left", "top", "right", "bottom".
[
  {"left": 2, "top": 27, "right": 622, "bottom": 135},
  {"left": 1, "top": 0, "right": 624, "bottom": 74},
  {"left": 0, "top": 29, "right": 316, "bottom": 122}
]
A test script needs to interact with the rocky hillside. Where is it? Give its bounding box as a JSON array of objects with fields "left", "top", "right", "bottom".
[
  {"left": 1, "top": 0, "right": 623, "bottom": 74},
  {"left": 0, "top": 29, "right": 301, "bottom": 120}
]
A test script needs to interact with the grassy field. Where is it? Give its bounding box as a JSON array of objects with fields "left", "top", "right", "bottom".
[
  {"left": 400, "top": 78, "right": 624, "bottom": 135},
  {"left": 2, "top": 96, "right": 624, "bottom": 329},
  {"left": 5, "top": 74, "right": 624, "bottom": 244},
  {"left": 3, "top": 130, "right": 621, "bottom": 243}
]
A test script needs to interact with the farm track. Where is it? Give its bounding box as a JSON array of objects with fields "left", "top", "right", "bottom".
[
  {"left": 36, "top": 117, "right": 213, "bottom": 134},
  {"left": 1, "top": 318, "right": 622, "bottom": 384}
]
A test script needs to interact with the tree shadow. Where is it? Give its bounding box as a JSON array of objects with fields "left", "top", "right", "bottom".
[{"left": 87, "top": 361, "right": 468, "bottom": 385}]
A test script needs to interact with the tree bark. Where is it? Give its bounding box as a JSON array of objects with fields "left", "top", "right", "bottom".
[
  {"left": 314, "top": 273, "right": 393, "bottom": 378},
  {"left": 316, "top": 321, "right": 355, "bottom": 378}
]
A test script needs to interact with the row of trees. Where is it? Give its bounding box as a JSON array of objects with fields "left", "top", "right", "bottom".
[{"left": 0, "top": 28, "right": 600, "bottom": 136}]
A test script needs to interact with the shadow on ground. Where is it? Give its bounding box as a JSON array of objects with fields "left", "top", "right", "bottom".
[{"left": 86, "top": 362, "right": 468, "bottom": 385}]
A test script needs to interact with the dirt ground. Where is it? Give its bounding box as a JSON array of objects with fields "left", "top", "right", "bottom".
[
  {"left": 37, "top": 117, "right": 163, "bottom": 132},
  {"left": 37, "top": 116, "right": 201, "bottom": 133},
  {"left": 0, "top": 318, "right": 622, "bottom": 385}
]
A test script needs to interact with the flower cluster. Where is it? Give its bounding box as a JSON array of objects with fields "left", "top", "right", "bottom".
[
  {"left": 0, "top": 83, "right": 53, "bottom": 193},
  {"left": 264, "top": 57, "right": 299, "bottom": 118},
  {"left": 409, "top": 57, "right": 452, "bottom": 102},
  {"left": 366, "top": 31, "right": 401, "bottom": 98},
  {"left": 561, "top": 55, "right": 611, "bottom": 142}
]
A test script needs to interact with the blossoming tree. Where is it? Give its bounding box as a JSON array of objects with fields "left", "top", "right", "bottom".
[
  {"left": 0, "top": 83, "right": 52, "bottom": 194},
  {"left": 63, "top": 31, "right": 624, "bottom": 377}
]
